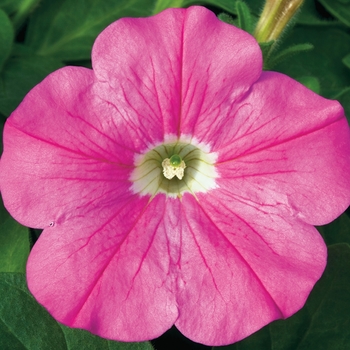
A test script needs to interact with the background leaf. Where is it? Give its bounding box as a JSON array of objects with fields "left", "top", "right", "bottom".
[
  {"left": 297, "top": 0, "right": 343, "bottom": 25},
  {"left": 318, "top": 213, "right": 350, "bottom": 246},
  {"left": 0, "top": 273, "right": 68, "bottom": 350},
  {"left": 296, "top": 75, "right": 320, "bottom": 94},
  {"left": 60, "top": 325, "right": 155, "bottom": 350},
  {"left": 0, "top": 8, "right": 14, "bottom": 71},
  {"left": 334, "top": 87, "right": 350, "bottom": 122},
  {"left": 153, "top": 0, "right": 240, "bottom": 16},
  {"left": 153, "top": 0, "right": 184, "bottom": 13},
  {"left": 0, "top": 204, "right": 29, "bottom": 273},
  {"left": 0, "top": 273, "right": 154, "bottom": 350},
  {"left": 319, "top": 0, "right": 350, "bottom": 26},
  {"left": 274, "top": 27, "right": 350, "bottom": 98},
  {"left": 0, "top": 0, "right": 24, "bottom": 15},
  {"left": 11, "top": 0, "right": 42, "bottom": 33},
  {"left": 0, "top": 56, "right": 63, "bottom": 116},
  {"left": 235, "top": 1, "right": 253, "bottom": 34},
  {"left": 266, "top": 43, "right": 314, "bottom": 70},
  {"left": 25, "top": 0, "right": 155, "bottom": 61}
]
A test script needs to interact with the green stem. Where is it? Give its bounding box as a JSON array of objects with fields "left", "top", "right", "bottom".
[
  {"left": 12, "top": 0, "right": 42, "bottom": 33},
  {"left": 254, "top": 0, "right": 304, "bottom": 43}
]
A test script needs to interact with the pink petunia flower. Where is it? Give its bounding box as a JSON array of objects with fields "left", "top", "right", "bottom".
[{"left": 1, "top": 6, "right": 350, "bottom": 346}]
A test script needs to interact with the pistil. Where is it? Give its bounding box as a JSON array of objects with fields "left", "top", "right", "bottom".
[{"left": 162, "top": 154, "right": 186, "bottom": 180}]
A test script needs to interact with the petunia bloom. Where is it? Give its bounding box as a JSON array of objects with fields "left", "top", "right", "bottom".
[{"left": 1, "top": 6, "right": 350, "bottom": 346}]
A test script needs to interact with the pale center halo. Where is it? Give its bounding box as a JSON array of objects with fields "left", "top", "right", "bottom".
[{"left": 130, "top": 135, "right": 218, "bottom": 198}]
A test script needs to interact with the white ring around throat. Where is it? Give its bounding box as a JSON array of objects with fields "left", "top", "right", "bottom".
[{"left": 130, "top": 135, "right": 219, "bottom": 198}]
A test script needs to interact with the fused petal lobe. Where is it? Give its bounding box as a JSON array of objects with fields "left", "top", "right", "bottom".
[
  {"left": 0, "top": 67, "right": 135, "bottom": 228},
  {"left": 180, "top": 7, "right": 262, "bottom": 139},
  {"left": 215, "top": 72, "right": 350, "bottom": 225},
  {"left": 92, "top": 6, "right": 262, "bottom": 142},
  {"left": 175, "top": 193, "right": 326, "bottom": 345},
  {"left": 26, "top": 194, "right": 179, "bottom": 341},
  {"left": 92, "top": 8, "right": 185, "bottom": 139}
]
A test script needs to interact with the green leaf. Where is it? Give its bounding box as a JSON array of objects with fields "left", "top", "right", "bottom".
[
  {"left": 0, "top": 8, "right": 14, "bottom": 72},
  {"left": 343, "top": 53, "right": 350, "bottom": 69},
  {"left": 184, "top": 0, "right": 239, "bottom": 15},
  {"left": 319, "top": 0, "right": 350, "bottom": 26},
  {"left": 215, "top": 244, "right": 350, "bottom": 350},
  {"left": 0, "top": 204, "right": 29, "bottom": 273},
  {"left": 218, "top": 12, "right": 237, "bottom": 26},
  {"left": 11, "top": 43, "right": 35, "bottom": 56},
  {"left": 259, "top": 40, "right": 274, "bottom": 67},
  {"left": 235, "top": 1, "right": 253, "bottom": 33},
  {"left": 0, "top": 273, "right": 154, "bottom": 350},
  {"left": 59, "top": 325, "right": 155, "bottom": 350},
  {"left": 0, "top": 116, "right": 4, "bottom": 149},
  {"left": 233, "top": 0, "right": 261, "bottom": 16},
  {"left": 298, "top": 0, "right": 343, "bottom": 26},
  {"left": 296, "top": 75, "right": 320, "bottom": 94},
  {"left": 274, "top": 27, "right": 350, "bottom": 98},
  {"left": 152, "top": 0, "right": 184, "bottom": 14},
  {"left": 267, "top": 43, "right": 314, "bottom": 69},
  {"left": 11, "top": 0, "right": 41, "bottom": 33},
  {"left": 216, "top": 325, "right": 272, "bottom": 349},
  {"left": 25, "top": 0, "right": 155, "bottom": 61},
  {"left": 317, "top": 213, "right": 350, "bottom": 247},
  {"left": 28, "top": 228, "right": 42, "bottom": 248},
  {"left": 0, "top": 56, "right": 63, "bottom": 116},
  {"left": 334, "top": 87, "right": 350, "bottom": 123},
  {"left": 0, "top": 0, "right": 24, "bottom": 15},
  {"left": 0, "top": 273, "right": 68, "bottom": 350}
]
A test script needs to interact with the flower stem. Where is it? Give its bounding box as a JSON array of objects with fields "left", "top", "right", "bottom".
[{"left": 254, "top": 0, "right": 304, "bottom": 43}]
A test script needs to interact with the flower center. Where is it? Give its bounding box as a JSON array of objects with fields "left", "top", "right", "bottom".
[{"left": 130, "top": 137, "right": 218, "bottom": 198}]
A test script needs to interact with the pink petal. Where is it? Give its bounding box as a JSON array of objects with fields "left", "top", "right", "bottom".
[
  {"left": 175, "top": 193, "right": 326, "bottom": 345},
  {"left": 179, "top": 8, "right": 262, "bottom": 138},
  {"left": 215, "top": 72, "right": 350, "bottom": 225},
  {"left": 27, "top": 194, "right": 179, "bottom": 341},
  {"left": 92, "top": 6, "right": 262, "bottom": 140},
  {"left": 91, "top": 8, "right": 185, "bottom": 139},
  {"left": 0, "top": 66, "right": 135, "bottom": 228}
]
